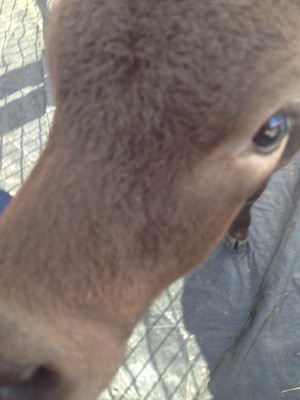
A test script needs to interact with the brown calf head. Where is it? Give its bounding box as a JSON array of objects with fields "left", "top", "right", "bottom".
[{"left": 0, "top": 0, "right": 300, "bottom": 399}]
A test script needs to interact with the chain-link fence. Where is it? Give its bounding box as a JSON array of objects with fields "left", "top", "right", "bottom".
[{"left": 0, "top": 0, "right": 53, "bottom": 193}]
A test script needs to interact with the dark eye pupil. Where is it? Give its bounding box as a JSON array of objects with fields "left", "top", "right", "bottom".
[{"left": 253, "top": 114, "right": 289, "bottom": 148}]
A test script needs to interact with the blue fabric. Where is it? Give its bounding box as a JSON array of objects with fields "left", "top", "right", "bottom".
[{"left": 0, "top": 189, "right": 12, "bottom": 214}]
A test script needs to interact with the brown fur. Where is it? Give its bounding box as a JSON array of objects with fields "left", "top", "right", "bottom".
[{"left": 0, "top": 0, "right": 300, "bottom": 399}]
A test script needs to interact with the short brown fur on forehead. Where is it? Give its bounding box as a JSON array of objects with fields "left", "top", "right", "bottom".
[{"left": 48, "top": 0, "right": 300, "bottom": 154}]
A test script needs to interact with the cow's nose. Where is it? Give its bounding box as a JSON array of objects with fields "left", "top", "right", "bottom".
[{"left": 0, "top": 363, "right": 61, "bottom": 400}]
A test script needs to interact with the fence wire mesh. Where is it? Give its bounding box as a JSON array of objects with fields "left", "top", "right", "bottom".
[{"left": 0, "top": 1, "right": 210, "bottom": 398}]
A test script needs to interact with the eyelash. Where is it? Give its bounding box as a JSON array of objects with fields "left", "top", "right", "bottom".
[{"left": 252, "top": 113, "right": 293, "bottom": 153}]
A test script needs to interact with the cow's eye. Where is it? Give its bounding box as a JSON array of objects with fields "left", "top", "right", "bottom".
[{"left": 253, "top": 113, "right": 292, "bottom": 152}]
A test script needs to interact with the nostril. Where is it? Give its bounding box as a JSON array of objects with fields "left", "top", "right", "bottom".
[
  {"left": 26, "top": 366, "right": 60, "bottom": 390},
  {"left": 0, "top": 364, "right": 61, "bottom": 399}
]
